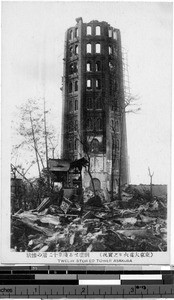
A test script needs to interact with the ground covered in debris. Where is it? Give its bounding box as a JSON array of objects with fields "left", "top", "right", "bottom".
[{"left": 11, "top": 187, "right": 167, "bottom": 252}]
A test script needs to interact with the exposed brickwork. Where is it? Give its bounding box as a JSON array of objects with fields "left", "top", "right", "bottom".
[{"left": 61, "top": 18, "right": 128, "bottom": 198}]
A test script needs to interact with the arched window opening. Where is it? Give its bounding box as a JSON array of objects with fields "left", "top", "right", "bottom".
[
  {"left": 113, "top": 31, "right": 117, "bottom": 40},
  {"left": 91, "top": 138, "right": 100, "bottom": 153},
  {"left": 96, "top": 61, "right": 101, "bottom": 71},
  {"left": 109, "top": 61, "right": 114, "bottom": 71},
  {"left": 96, "top": 26, "right": 101, "bottom": 35},
  {"left": 87, "top": 62, "right": 92, "bottom": 72},
  {"left": 74, "top": 139, "right": 78, "bottom": 150},
  {"left": 87, "top": 79, "right": 92, "bottom": 89},
  {"left": 109, "top": 46, "right": 112, "bottom": 55},
  {"left": 69, "top": 82, "right": 73, "bottom": 93},
  {"left": 69, "top": 47, "right": 73, "bottom": 57},
  {"left": 69, "top": 101, "right": 73, "bottom": 112},
  {"left": 96, "top": 43, "right": 101, "bottom": 53},
  {"left": 109, "top": 29, "right": 112, "bottom": 38},
  {"left": 87, "top": 43, "right": 92, "bottom": 54},
  {"left": 96, "top": 118, "right": 102, "bottom": 130},
  {"left": 74, "top": 62, "right": 78, "bottom": 73},
  {"left": 114, "top": 48, "right": 118, "bottom": 58},
  {"left": 75, "top": 81, "right": 78, "bottom": 91},
  {"left": 68, "top": 121, "right": 73, "bottom": 132},
  {"left": 87, "top": 97, "right": 93, "bottom": 109},
  {"left": 69, "top": 64, "right": 74, "bottom": 74},
  {"left": 87, "top": 26, "right": 92, "bottom": 35},
  {"left": 90, "top": 178, "right": 101, "bottom": 191},
  {"left": 75, "top": 99, "right": 78, "bottom": 111},
  {"left": 69, "top": 140, "right": 73, "bottom": 150},
  {"left": 69, "top": 30, "right": 73, "bottom": 40},
  {"left": 75, "top": 45, "right": 78, "bottom": 55},
  {"left": 87, "top": 118, "right": 93, "bottom": 130},
  {"left": 96, "top": 98, "right": 101, "bottom": 109},
  {"left": 116, "top": 139, "right": 119, "bottom": 149},
  {"left": 116, "top": 159, "right": 119, "bottom": 169},
  {"left": 116, "top": 120, "right": 119, "bottom": 132},
  {"left": 75, "top": 27, "right": 78, "bottom": 38},
  {"left": 111, "top": 119, "right": 114, "bottom": 129},
  {"left": 96, "top": 79, "right": 101, "bottom": 89},
  {"left": 74, "top": 120, "right": 78, "bottom": 131}
]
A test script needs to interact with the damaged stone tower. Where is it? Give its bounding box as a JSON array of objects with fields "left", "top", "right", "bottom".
[{"left": 61, "top": 18, "right": 129, "bottom": 198}]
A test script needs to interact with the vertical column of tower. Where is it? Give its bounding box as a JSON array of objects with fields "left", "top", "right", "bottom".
[
  {"left": 61, "top": 30, "right": 69, "bottom": 159},
  {"left": 116, "top": 30, "right": 129, "bottom": 187},
  {"left": 61, "top": 19, "right": 129, "bottom": 199}
]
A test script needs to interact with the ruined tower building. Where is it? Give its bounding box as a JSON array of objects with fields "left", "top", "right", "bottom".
[{"left": 61, "top": 18, "right": 128, "bottom": 197}]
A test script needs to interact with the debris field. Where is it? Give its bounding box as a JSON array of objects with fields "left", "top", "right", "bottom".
[{"left": 11, "top": 187, "right": 167, "bottom": 252}]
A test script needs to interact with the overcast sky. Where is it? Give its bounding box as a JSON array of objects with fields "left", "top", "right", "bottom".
[{"left": 2, "top": 1, "right": 173, "bottom": 184}]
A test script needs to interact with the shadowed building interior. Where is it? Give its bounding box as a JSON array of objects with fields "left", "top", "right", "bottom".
[{"left": 61, "top": 18, "right": 129, "bottom": 198}]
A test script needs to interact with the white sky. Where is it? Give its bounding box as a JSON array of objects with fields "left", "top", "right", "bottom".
[{"left": 2, "top": 1, "right": 173, "bottom": 184}]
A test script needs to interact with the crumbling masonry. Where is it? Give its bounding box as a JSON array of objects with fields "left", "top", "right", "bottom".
[{"left": 61, "top": 18, "right": 129, "bottom": 198}]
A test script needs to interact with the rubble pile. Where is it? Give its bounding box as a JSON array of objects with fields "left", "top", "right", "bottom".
[{"left": 11, "top": 188, "right": 167, "bottom": 252}]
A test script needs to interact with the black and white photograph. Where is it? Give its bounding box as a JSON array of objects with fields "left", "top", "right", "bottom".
[{"left": 1, "top": 1, "right": 172, "bottom": 264}]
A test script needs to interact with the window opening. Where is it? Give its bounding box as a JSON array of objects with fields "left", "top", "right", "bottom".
[
  {"left": 69, "top": 82, "right": 73, "bottom": 93},
  {"left": 87, "top": 26, "right": 92, "bottom": 35},
  {"left": 87, "top": 79, "right": 92, "bottom": 89},
  {"left": 96, "top": 26, "right": 101, "bottom": 35},
  {"left": 69, "top": 64, "right": 74, "bottom": 74},
  {"left": 113, "top": 31, "right": 117, "bottom": 40},
  {"left": 96, "top": 98, "right": 101, "bottom": 109},
  {"left": 75, "top": 45, "right": 78, "bottom": 55},
  {"left": 87, "top": 97, "right": 93, "bottom": 109},
  {"left": 87, "top": 62, "right": 92, "bottom": 72},
  {"left": 69, "top": 47, "right": 73, "bottom": 57},
  {"left": 116, "top": 139, "right": 119, "bottom": 149},
  {"left": 114, "top": 48, "right": 118, "bottom": 58},
  {"left": 87, "top": 43, "right": 92, "bottom": 54},
  {"left": 75, "top": 99, "right": 78, "bottom": 111},
  {"left": 109, "top": 29, "right": 112, "bottom": 37},
  {"left": 74, "top": 120, "right": 78, "bottom": 131},
  {"left": 96, "top": 118, "right": 102, "bottom": 130},
  {"left": 116, "top": 120, "right": 119, "bottom": 131},
  {"left": 68, "top": 121, "right": 73, "bottom": 132},
  {"left": 109, "top": 46, "right": 112, "bottom": 55},
  {"left": 75, "top": 27, "right": 78, "bottom": 38},
  {"left": 96, "top": 43, "right": 101, "bottom": 53},
  {"left": 74, "top": 62, "right": 78, "bottom": 73},
  {"left": 75, "top": 81, "right": 78, "bottom": 91},
  {"left": 69, "top": 140, "right": 73, "bottom": 150},
  {"left": 96, "top": 61, "right": 101, "bottom": 71},
  {"left": 96, "top": 79, "right": 101, "bottom": 89},
  {"left": 74, "top": 139, "right": 78, "bottom": 150},
  {"left": 87, "top": 118, "right": 93, "bottom": 130},
  {"left": 109, "top": 62, "right": 114, "bottom": 71},
  {"left": 69, "top": 30, "right": 73, "bottom": 40},
  {"left": 69, "top": 101, "right": 73, "bottom": 112},
  {"left": 91, "top": 138, "right": 100, "bottom": 153},
  {"left": 99, "top": 118, "right": 102, "bottom": 130},
  {"left": 90, "top": 178, "right": 101, "bottom": 191}
]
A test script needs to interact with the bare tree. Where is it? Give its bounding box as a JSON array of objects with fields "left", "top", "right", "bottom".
[
  {"left": 12, "top": 98, "right": 59, "bottom": 181},
  {"left": 148, "top": 167, "right": 154, "bottom": 199}
]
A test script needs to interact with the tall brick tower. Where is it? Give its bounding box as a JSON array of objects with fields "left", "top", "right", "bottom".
[{"left": 61, "top": 18, "right": 128, "bottom": 198}]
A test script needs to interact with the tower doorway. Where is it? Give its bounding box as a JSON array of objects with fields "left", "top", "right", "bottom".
[{"left": 90, "top": 178, "right": 101, "bottom": 191}]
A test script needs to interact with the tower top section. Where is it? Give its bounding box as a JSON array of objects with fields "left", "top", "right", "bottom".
[{"left": 68, "top": 18, "right": 120, "bottom": 34}]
